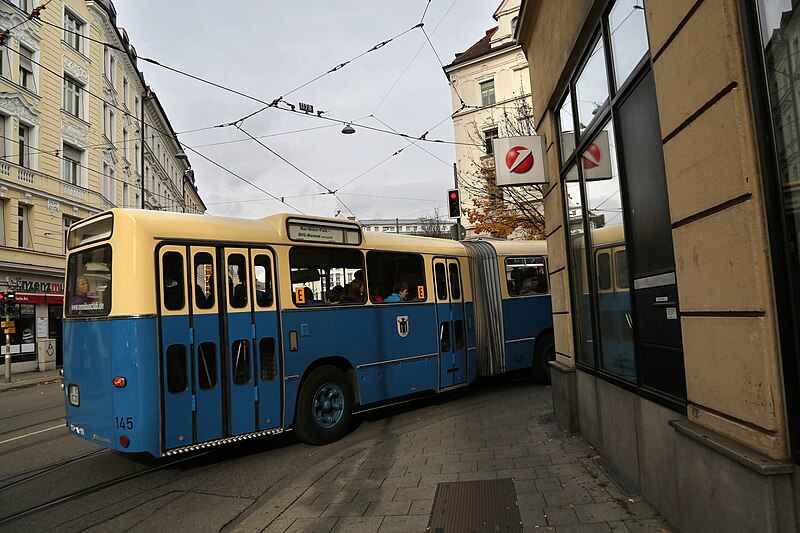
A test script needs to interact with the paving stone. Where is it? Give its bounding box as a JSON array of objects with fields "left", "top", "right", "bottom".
[
  {"left": 543, "top": 488, "right": 596, "bottom": 507},
  {"left": 441, "top": 461, "right": 477, "bottom": 474},
  {"left": 283, "top": 517, "right": 339, "bottom": 533},
  {"left": 535, "top": 466, "right": 553, "bottom": 478},
  {"left": 364, "top": 500, "right": 411, "bottom": 516},
  {"left": 320, "top": 502, "right": 370, "bottom": 518},
  {"left": 393, "top": 485, "right": 437, "bottom": 501},
  {"left": 554, "top": 524, "right": 613, "bottom": 533},
  {"left": 460, "top": 450, "right": 495, "bottom": 462},
  {"left": 550, "top": 452, "right": 590, "bottom": 465},
  {"left": 343, "top": 479, "right": 384, "bottom": 491},
  {"left": 336, "top": 469, "right": 374, "bottom": 481},
  {"left": 544, "top": 505, "right": 580, "bottom": 526},
  {"left": 280, "top": 503, "right": 327, "bottom": 519},
  {"left": 377, "top": 515, "right": 429, "bottom": 533},
  {"left": 574, "top": 502, "right": 631, "bottom": 524},
  {"left": 517, "top": 491, "right": 546, "bottom": 509},
  {"left": 624, "top": 501, "right": 660, "bottom": 519},
  {"left": 497, "top": 467, "right": 538, "bottom": 480},
  {"left": 622, "top": 518, "right": 674, "bottom": 532},
  {"left": 495, "top": 445, "right": 532, "bottom": 459},
  {"left": 408, "top": 499, "right": 433, "bottom": 515},
  {"left": 380, "top": 475, "right": 421, "bottom": 489},
  {"left": 478, "top": 458, "right": 516, "bottom": 471},
  {"left": 417, "top": 473, "right": 459, "bottom": 486},
  {"left": 352, "top": 488, "right": 398, "bottom": 503},
  {"left": 262, "top": 517, "right": 293, "bottom": 533},
  {"left": 311, "top": 490, "right": 359, "bottom": 505},
  {"left": 546, "top": 463, "right": 588, "bottom": 477},
  {"left": 425, "top": 454, "right": 460, "bottom": 465},
  {"left": 536, "top": 477, "right": 566, "bottom": 492},
  {"left": 368, "top": 467, "right": 408, "bottom": 479},
  {"left": 358, "top": 459, "right": 395, "bottom": 471},
  {"left": 458, "top": 470, "right": 498, "bottom": 481},
  {"left": 329, "top": 516, "right": 384, "bottom": 533}
]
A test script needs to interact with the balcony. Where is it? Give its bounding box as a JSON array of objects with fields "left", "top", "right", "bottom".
[{"left": 0, "top": 162, "right": 105, "bottom": 212}]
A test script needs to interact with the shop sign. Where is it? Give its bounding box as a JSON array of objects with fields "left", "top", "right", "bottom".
[{"left": 15, "top": 280, "right": 63, "bottom": 293}]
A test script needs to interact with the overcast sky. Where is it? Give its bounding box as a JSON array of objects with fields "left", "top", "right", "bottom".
[{"left": 111, "top": 0, "right": 499, "bottom": 221}]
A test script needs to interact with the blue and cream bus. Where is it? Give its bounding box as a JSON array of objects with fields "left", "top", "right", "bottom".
[{"left": 63, "top": 210, "right": 553, "bottom": 456}]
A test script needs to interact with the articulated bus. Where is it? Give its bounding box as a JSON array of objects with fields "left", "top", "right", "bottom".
[{"left": 63, "top": 210, "right": 553, "bottom": 457}]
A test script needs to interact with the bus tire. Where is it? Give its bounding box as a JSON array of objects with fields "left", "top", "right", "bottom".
[
  {"left": 532, "top": 331, "right": 555, "bottom": 384},
  {"left": 295, "top": 365, "right": 353, "bottom": 445}
]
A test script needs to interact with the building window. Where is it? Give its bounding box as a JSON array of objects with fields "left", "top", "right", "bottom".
[
  {"left": 62, "top": 216, "right": 76, "bottom": 255},
  {"left": 18, "top": 45, "right": 35, "bottom": 93},
  {"left": 63, "top": 75, "right": 82, "bottom": 118},
  {"left": 8, "top": 0, "right": 28, "bottom": 11},
  {"left": 103, "top": 163, "right": 115, "bottom": 204},
  {"left": 123, "top": 179, "right": 129, "bottom": 208},
  {"left": 103, "top": 46, "right": 115, "bottom": 85},
  {"left": 103, "top": 105, "right": 115, "bottom": 141},
  {"left": 0, "top": 200, "right": 5, "bottom": 246},
  {"left": 17, "top": 124, "right": 29, "bottom": 168},
  {"left": 63, "top": 9, "right": 84, "bottom": 53},
  {"left": 511, "top": 17, "right": 518, "bottom": 36},
  {"left": 17, "top": 203, "right": 29, "bottom": 248},
  {"left": 122, "top": 125, "right": 129, "bottom": 161},
  {"left": 480, "top": 79, "right": 496, "bottom": 106},
  {"left": 484, "top": 127, "right": 499, "bottom": 154},
  {"left": 122, "top": 77, "right": 129, "bottom": 109},
  {"left": 135, "top": 142, "right": 140, "bottom": 172},
  {"left": 62, "top": 143, "right": 81, "bottom": 185}
]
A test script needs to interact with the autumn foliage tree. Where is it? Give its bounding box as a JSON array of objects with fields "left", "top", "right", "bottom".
[{"left": 460, "top": 99, "right": 546, "bottom": 239}]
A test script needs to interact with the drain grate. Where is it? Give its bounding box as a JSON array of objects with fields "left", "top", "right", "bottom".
[{"left": 427, "top": 478, "right": 522, "bottom": 533}]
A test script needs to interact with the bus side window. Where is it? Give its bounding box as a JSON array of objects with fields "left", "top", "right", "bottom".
[
  {"left": 228, "top": 254, "right": 248, "bottom": 308},
  {"left": 254, "top": 255, "right": 273, "bottom": 308},
  {"left": 597, "top": 251, "right": 612, "bottom": 291},
  {"left": 435, "top": 263, "right": 447, "bottom": 300},
  {"left": 163, "top": 252, "right": 185, "bottom": 311},
  {"left": 449, "top": 263, "right": 461, "bottom": 300},
  {"left": 194, "top": 252, "right": 214, "bottom": 309}
]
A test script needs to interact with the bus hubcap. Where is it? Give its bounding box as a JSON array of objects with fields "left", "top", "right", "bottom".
[{"left": 313, "top": 383, "right": 344, "bottom": 429}]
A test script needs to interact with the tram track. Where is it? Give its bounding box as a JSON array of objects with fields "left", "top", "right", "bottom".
[
  {"left": 0, "top": 449, "right": 215, "bottom": 527},
  {"left": 0, "top": 448, "right": 110, "bottom": 490}
]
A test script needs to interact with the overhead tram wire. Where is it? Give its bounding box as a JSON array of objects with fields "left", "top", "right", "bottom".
[{"left": 373, "top": 0, "right": 460, "bottom": 115}]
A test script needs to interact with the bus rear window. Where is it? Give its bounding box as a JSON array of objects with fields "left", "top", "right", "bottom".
[
  {"left": 68, "top": 213, "right": 113, "bottom": 250},
  {"left": 66, "top": 245, "right": 112, "bottom": 317}
]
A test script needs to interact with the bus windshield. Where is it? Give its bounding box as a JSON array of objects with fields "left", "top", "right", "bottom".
[{"left": 65, "top": 245, "right": 112, "bottom": 317}]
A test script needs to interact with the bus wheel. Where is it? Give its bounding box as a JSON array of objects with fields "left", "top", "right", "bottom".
[
  {"left": 296, "top": 366, "right": 353, "bottom": 445},
  {"left": 532, "top": 331, "right": 555, "bottom": 384}
]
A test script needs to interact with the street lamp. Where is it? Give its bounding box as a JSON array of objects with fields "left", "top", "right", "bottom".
[{"left": 341, "top": 123, "right": 355, "bottom": 134}]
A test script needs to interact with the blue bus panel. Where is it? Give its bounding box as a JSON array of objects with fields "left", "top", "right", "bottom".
[{"left": 502, "top": 296, "right": 553, "bottom": 372}]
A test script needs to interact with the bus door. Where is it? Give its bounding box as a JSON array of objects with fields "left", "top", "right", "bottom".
[
  {"left": 190, "top": 247, "right": 223, "bottom": 443},
  {"left": 158, "top": 246, "right": 193, "bottom": 450},
  {"left": 224, "top": 249, "right": 257, "bottom": 436},
  {"left": 251, "top": 250, "right": 281, "bottom": 430},
  {"left": 434, "top": 258, "right": 468, "bottom": 388}
]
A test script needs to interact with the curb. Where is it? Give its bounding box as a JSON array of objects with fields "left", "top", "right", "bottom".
[{"left": 0, "top": 378, "right": 62, "bottom": 394}]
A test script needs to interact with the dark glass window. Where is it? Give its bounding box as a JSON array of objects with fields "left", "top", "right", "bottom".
[
  {"left": 289, "top": 246, "right": 364, "bottom": 306},
  {"left": 162, "top": 252, "right": 185, "bottom": 311},
  {"left": 197, "top": 342, "right": 217, "bottom": 390},
  {"left": 259, "top": 338, "right": 277, "bottom": 382},
  {"left": 254, "top": 255, "right": 274, "bottom": 308},
  {"left": 231, "top": 340, "right": 251, "bottom": 385},
  {"left": 194, "top": 252, "right": 214, "bottom": 309},
  {"left": 449, "top": 263, "right": 462, "bottom": 300},
  {"left": 454, "top": 320, "right": 464, "bottom": 350},
  {"left": 435, "top": 263, "right": 448, "bottom": 300},
  {"left": 65, "top": 245, "right": 112, "bottom": 317},
  {"left": 440, "top": 322, "right": 451, "bottom": 353},
  {"left": 228, "top": 254, "right": 248, "bottom": 309},
  {"left": 166, "top": 344, "right": 187, "bottom": 393},
  {"left": 598, "top": 252, "right": 612, "bottom": 290},
  {"left": 615, "top": 250, "right": 629, "bottom": 289}
]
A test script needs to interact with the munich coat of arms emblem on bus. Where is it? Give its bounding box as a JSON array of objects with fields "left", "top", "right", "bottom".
[{"left": 396, "top": 316, "right": 409, "bottom": 338}]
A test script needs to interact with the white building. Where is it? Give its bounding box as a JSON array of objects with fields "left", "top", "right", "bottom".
[{"left": 443, "top": 0, "right": 531, "bottom": 237}]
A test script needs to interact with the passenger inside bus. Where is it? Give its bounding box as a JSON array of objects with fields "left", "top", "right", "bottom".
[
  {"left": 326, "top": 285, "right": 344, "bottom": 304},
  {"left": 342, "top": 279, "right": 365, "bottom": 302},
  {"left": 520, "top": 277, "right": 536, "bottom": 295},
  {"left": 385, "top": 281, "right": 409, "bottom": 302}
]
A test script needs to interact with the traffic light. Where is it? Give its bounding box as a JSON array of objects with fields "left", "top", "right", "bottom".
[
  {"left": 3, "top": 291, "right": 14, "bottom": 316},
  {"left": 447, "top": 189, "right": 461, "bottom": 218}
]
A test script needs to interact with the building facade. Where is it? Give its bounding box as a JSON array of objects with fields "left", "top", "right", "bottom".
[
  {"left": 444, "top": 0, "right": 533, "bottom": 237},
  {"left": 0, "top": 0, "right": 202, "bottom": 372},
  {"left": 516, "top": 0, "right": 800, "bottom": 530}
]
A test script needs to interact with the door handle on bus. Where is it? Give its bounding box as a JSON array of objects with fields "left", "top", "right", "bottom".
[{"left": 289, "top": 331, "right": 298, "bottom": 352}]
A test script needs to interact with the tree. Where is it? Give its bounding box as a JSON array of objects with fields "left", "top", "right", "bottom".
[
  {"left": 461, "top": 99, "right": 546, "bottom": 239},
  {"left": 416, "top": 208, "right": 451, "bottom": 239}
]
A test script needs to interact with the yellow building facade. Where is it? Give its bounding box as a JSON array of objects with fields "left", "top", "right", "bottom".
[{"left": 0, "top": 0, "right": 202, "bottom": 372}]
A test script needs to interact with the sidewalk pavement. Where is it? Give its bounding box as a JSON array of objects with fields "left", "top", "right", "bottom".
[
  {"left": 0, "top": 368, "right": 62, "bottom": 393},
  {"left": 230, "top": 380, "right": 674, "bottom": 533}
]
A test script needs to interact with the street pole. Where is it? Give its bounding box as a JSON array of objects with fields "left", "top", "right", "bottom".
[
  {"left": 453, "top": 163, "right": 464, "bottom": 241},
  {"left": 4, "top": 311, "right": 10, "bottom": 383}
]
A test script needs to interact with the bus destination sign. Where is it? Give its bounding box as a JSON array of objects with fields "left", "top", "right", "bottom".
[{"left": 286, "top": 219, "right": 362, "bottom": 245}]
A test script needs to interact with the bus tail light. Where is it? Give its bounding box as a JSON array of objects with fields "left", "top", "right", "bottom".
[
  {"left": 119, "top": 435, "right": 130, "bottom": 448},
  {"left": 113, "top": 377, "right": 127, "bottom": 388}
]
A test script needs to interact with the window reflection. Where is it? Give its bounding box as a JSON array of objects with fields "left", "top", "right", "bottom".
[
  {"left": 559, "top": 91, "right": 576, "bottom": 164},
  {"left": 609, "top": 0, "right": 648, "bottom": 90},
  {"left": 565, "top": 165, "right": 595, "bottom": 366},
  {"left": 583, "top": 123, "right": 635, "bottom": 378},
  {"left": 575, "top": 38, "right": 610, "bottom": 134}
]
